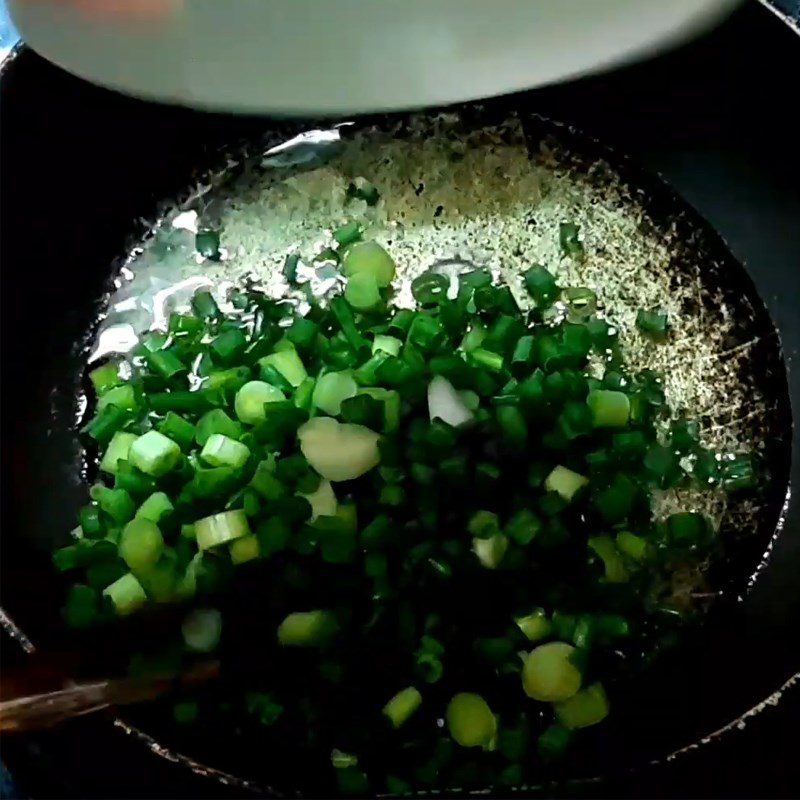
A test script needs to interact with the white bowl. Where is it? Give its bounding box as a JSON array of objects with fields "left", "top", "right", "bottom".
[{"left": 9, "top": 0, "right": 739, "bottom": 115}]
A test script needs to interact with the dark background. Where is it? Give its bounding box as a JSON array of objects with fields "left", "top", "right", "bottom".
[{"left": 2, "top": 1, "right": 799, "bottom": 797}]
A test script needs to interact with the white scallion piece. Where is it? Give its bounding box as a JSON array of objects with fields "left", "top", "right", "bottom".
[{"left": 428, "top": 375, "right": 474, "bottom": 427}]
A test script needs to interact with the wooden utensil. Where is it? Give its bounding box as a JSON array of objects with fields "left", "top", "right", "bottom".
[{"left": 0, "top": 658, "right": 218, "bottom": 732}]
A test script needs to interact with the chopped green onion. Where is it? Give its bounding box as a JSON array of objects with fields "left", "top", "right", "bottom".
[
  {"left": 372, "top": 334, "right": 403, "bottom": 357},
  {"left": 342, "top": 240, "right": 396, "bottom": 288},
  {"left": 293, "top": 376, "right": 316, "bottom": 411},
  {"left": 467, "top": 510, "right": 501, "bottom": 539},
  {"left": 195, "top": 408, "right": 243, "bottom": 446},
  {"left": 145, "top": 348, "right": 186, "bottom": 381},
  {"left": 523, "top": 265, "right": 559, "bottom": 308},
  {"left": 373, "top": 355, "right": 418, "bottom": 387},
  {"left": 82, "top": 404, "right": 131, "bottom": 445},
  {"left": 496, "top": 405, "right": 528, "bottom": 445},
  {"left": 242, "top": 488, "right": 261, "bottom": 518},
  {"left": 428, "top": 375, "right": 474, "bottom": 428},
  {"left": 137, "top": 551, "right": 179, "bottom": 603},
  {"left": 52, "top": 545, "right": 83, "bottom": 572},
  {"left": 458, "top": 267, "right": 492, "bottom": 298},
  {"left": 475, "top": 636, "right": 515, "bottom": 665},
  {"left": 554, "top": 682, "right": 609, "bottom": 729},
  {"left": 330, "top": 296, "right": 368, "bottom": 352},
  {"left": 670, "top": 419, "right": 700, "bottom": 453},
  {"left": 182, "top": 608, "right": 222, "bottom": 652},
  {"left": 446, "top": 693, "right": 497, "bottom": 749},
  {"left": 593, "top": 473, "right": 636, "bottom": 523},
  {"left": 97, "top": 384, "right": 137, "bottom": 413},
  {"left": 636, "top": 308, "right": 669, "bottom": 341},
  {"left": 505, "top": 509, "right": 542, "bottom": 546},
  {"left": 128, "top": 431, "right": 181, "bottom": 477},
  {"left": 544, "top": 466, "right": 588, "bottom": 502},
  {"left": 204, "top": 366, "right": 251, "bottom": 394},
  {"left": 91, "top": 485, "right": 135, "bottom": 524},
  {"left": 119, "top": 518, "right": 164, "bottom": 572},
  {"left": 352, "top": 351, "right": 389, "bottom": 385},
  {"left": 138, "top": 331, "right": 167, "bottom": 353},
  {"left": 459, "top": 324, "right": 486, "bottom": 355},
  {"left": 472, "top": 534, "right": 508, "bottom": 569},
  {"left": 103, "top": 572, "right": 147, "bottom": 616},
  {"left": 195, "top": 510, "right": 251, "bottom": 551},
  {"left": 63, "top": 584, "right": 99, "bottom": 628},
  {"left": 522, "top": 642, "right": 582, "bottom": 702},
  {"left": 135, "top": 492, "right": 174, "bottom": 524},
  {"left": 411, "top": 272, "right": 449, "bottom": 307},
  {"left": 537, "top": 724, "right": 572, "bottom": 760},
  {"left": 332, "top": 220, "right": 362, "bottom": 247},
  {"left": 99, "top": 431, "right": 138, "bottom": 475},
  {"left": 286, "top": 318, "right": 318, "bottom": 353},
  {"left": 180, "top": 523, "right": 196, "bottom": 540},
  {"left": 336, "top": 767, "right": 369, "bottom": 795},
  {"left": 559, "top": 222, "right": 585, "bottom": 259},
  {"left": 360, "top": 515, "right": 393, "bottom": 550},
  {"left": 515, "top": 609, "right": 552, "bottom": 642},
  {"left": 249, "top": 459, "right": 285, "bottom": 499},
  {"left": 315, "top": 246, "right": 339, "bottom": 264},
  {"left": 615, "top": 531, "right": 650, "bottom": 562},
  {"left": 277, "top": 610, "right": 338, "bottom": 647},
  {"left": 195, "top": 229, "right": 221, "bottom": 260},
  {"left": 313, "top": 371, "right": 358, "bottom": 416},
  {"left": 383, "top": 687, "right": 422, "bottom": 729},
  {"left": 347, "top": 179, "right": 380, "bottom": 206},
  {"left": 169, "top": 313, "right": 204, "bottom": 337},
  {"left": 283, "top": 253, "right": 300, "bottom": 284},
  {"left": 407, "top": 315, "right": 445, "bottom": 353},
  {"left": 173, "top": 702, "right": 200, "bottom": 725},
  {"left": 331, "top": 749, "right": 359, "bottom": 769},
  {"left": 232, "top": 380, "right": 285, "bottom": 425},
  {"left": 298, "top": 417, "right": 380, "bottom": 482},
  {"left": 156, "top": 412, "right": 196, "bottom": 452},
  {"left": 719, "top": 453, "right": 757, "bottom": 491},
  {"left": 340, "top": 393, "right": 383, "bottom": 429},
  {"left": 468, "top": 348, "right": 504, "bottom": 372},
  {"left": 299, "top": 479, "right": 337, "bottom": 522},
  {"left": 643, "top": 443, "right": 680, "bottom": 488},
  {"left": 359, "top": 389, "right": 398, "bottom": 433},
  {"left": 314, "top": 514, "right": 358, "bottom": 564},
  {"left": 588, "top": 536, "right": 629, "bottom": 583},
  {"left": 586, "top": 389, "right": 630, "bottom": 427},
  {"left": 86, "top": 560, "right": 127, "bottom": 591},
  {"left": 148, "top": 389, "right": 222, "bottom": 415},
  {"left": 53, "top": 230, "right": 755, "bottom": 780},
  {"left": 612, "top": 430, "right": 648, "bottom": 458},
  {"left": 89, "top": 361, "right": 122, "bottom": 394},
  {"left": 256, "top": 515, "right": 292, "bottom": 557},
  {"left": 510, "top": 335, "right": 536, "bottom": 376},
  {"left": 547, "top": 611, "right": 577, "bottom": 641},
  {"left": 201, "top": 433, "right": 251, "bottom": 469},
  {"left": 78, "top": 505, "right": 104, "bottom": 539},
  {"left": 345, "top": 272, "right": 381, "bottom": 311},
  {"left": 245, "top": 691, "right": 284, "bottom": 727},
  {"left": 665, "top": 511, "right": 712, "bottom": 548},
  {"left": 209, "top": 328, "right": 247, "bottom": 365},
  {"left": 564, "top": 287, "right": 597, "bottom": 321}
]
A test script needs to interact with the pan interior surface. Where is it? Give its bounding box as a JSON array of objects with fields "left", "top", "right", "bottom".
[{"left": 3, "top": 109, "right": 792, "bottom": 794}]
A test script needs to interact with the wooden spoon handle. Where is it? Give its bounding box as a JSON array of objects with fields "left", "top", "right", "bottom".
[{"left": 0, "top": 661, "right": 219, "bottom": 733}]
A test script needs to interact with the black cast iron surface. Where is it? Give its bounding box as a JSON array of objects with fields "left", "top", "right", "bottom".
[{"left": 1, "top": 2, "right": 799, "bottom": 797}]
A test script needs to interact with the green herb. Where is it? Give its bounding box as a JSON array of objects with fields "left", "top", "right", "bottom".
[{"left": 55, "top": 223, "right": 753, "bottom": 794}]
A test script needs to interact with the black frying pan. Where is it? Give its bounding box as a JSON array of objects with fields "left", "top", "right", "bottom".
[{"left": 2, "top": 4, "right": 799, "bottom": 797}]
